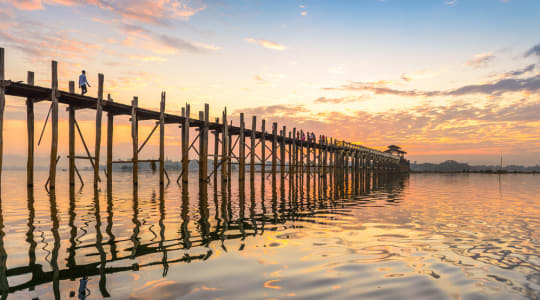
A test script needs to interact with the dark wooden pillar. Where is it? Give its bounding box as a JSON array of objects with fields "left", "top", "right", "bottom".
[
  {"left": 131, "top": 97, "right": 138, "bottom": 186},
  {"left": 49, "top": 61, "right": 59, "bottom": 189},
  {"left": 182, "top": 104, "right": 190, "bottom": 184},
  {"left": 159, "top": 92, "right": 166, "bottom": 185},
  {"left": 199, "top": 104, "right": 209, "bottom": 182},
  {"left": 94, "top": 74, "right": 104, "bottom": 187},
  {"left": 106, "top": 94, "right": 114, "bottom": 185},
  {"left": 250, "top": 116, "right": 256, "bottom": 180},
  {"left": 27, "top": 72, "right": 35, "bottom": 187},
  {"left": 239, "top": 113, "right": 245, "bottom": 184}
]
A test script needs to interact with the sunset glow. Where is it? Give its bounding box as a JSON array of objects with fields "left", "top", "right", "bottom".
[{"left": 1, "top": 0, "right": 539, "bottom": 166}]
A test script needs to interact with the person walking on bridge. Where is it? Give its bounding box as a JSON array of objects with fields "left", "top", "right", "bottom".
[{"left": 79, "top": 70, "right": 91, "bottom": 95}]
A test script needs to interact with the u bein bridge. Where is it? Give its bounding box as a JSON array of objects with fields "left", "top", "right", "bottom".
[{"left": 0, "top": 47, "right": 408, "bottom": 194}]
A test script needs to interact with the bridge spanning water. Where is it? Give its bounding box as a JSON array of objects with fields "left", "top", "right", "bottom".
[{"left": 0, "top": 47, "right": 406, "bottom": 193}]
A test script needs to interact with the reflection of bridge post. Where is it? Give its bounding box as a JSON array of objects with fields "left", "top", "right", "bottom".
[
  {"left": 25, "top": 187, "right": 37, "bottom": 290},
  {"left": 106, "top": 186, "right": 116, "bottom": 261},
  {"left": 48, "top": 191, "right": 60, "bottom": 299},
  {"left": 67, "top": 186, "right": 77, "bottom": 278},
  {"left": 181, "top": 185, "right": 191, "bottom": 250},
  {"left": 0, "top": 195, "right": 10, "bottom": 298},
  {"left": 130, "top": 185, "right": 141, "bottom": 258},
  {"left": 159, "top": 184, "right": 169, "bottom": 276},
  {"left": 93, "top": 189, "right": 110, "bottom": 297}
]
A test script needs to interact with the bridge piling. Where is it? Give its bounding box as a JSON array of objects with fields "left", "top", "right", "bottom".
[
  {"left": 131, "top": 96, "right": 138, "bottom": 186},
  {"left": 49, "top": 61, "right": 59, "bottom": 190},
  {"left": 27, "top": 72, "right": 35, "bottom": 187},
  {"left": 106, "top": 94, "right": 114, "bottom": 186},
  {"left": 94, "top": 74, "right": 103, "bottom": 187}
]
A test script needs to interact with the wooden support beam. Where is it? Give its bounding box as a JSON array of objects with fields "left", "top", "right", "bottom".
[
  {"left": 131, "top": 97, "right": 138, "bottom": 186},
  {"left": 250, "top": 116, "right": 256, "bottom": 180},
  {"left": 27, "top": 71, "right": 35, "bottom": 187},
  {"left": 159, "top": 92, "right": 165, "bottom": 185},
  {"left": 213, "top": 117, "right": 219, "bottom": 183},
  {"left": 68, "top": 80, "right": 75, "bottom": 187},
  {"left": 306, "top": 132, "right": 311, "bottom": 176},
  {"left": 182, "top": 103, "right": 190, "bottom": 184},
  {"left": 300, "top": 130, "right": 304, "bottom": 177},
  {"left": 239, "top": 113, "right": 245, "bottom": 184},
  {"left": 49, "top": 60, "right": 59, "bottom": 189},
  {"left": 0, "top": 48, "right": 4, "bottom": 191},
  {"left": 271, "top": 122, "right": 277, "bottom": 177},
  {"left": 94, "top": 73, "right": 103, "bottom": 187},
  {"left": 292, "top": 128, "right": 296, "bottom": 174},
  {"left": 199, "top": 104, "right": 209, "bottom": 182},
  {"left": 68, "top": 105, "right": 75, "bottom": 186},
  {"left": 106, "top": 94, "right": 114, "bottom": 185},
  {"left": 221, "top": 109, "right": 228, "bottom": 183},
  {"left": 260, "top": 119, "right": 265, "bottom": 179},
  {"left": 280, "top": 125, "right": 285, "bottom": 181},
  {"left": 288, "top": 131, "right": 291, "bottom": 172}
]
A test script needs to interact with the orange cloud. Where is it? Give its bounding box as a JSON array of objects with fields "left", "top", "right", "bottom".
[
  {"left": 6, "top": 0, "right": 207, "bottom": 24},
  {"left": 245, "top": 38, "right": 286, "bottom": 51}
]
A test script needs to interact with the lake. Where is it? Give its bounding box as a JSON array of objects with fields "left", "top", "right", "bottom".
[{"left": 0, "top": 171, "right": 538, "bottom": 299}]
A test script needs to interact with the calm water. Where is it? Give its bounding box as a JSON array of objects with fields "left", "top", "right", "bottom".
[{"left": 0, "top": 170, "right": 539, "bottom": 299}]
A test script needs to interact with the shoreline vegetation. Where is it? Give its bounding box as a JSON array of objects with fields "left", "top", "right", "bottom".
[{"left": 411, "top": 160, "right": 539, "bottom": 174}]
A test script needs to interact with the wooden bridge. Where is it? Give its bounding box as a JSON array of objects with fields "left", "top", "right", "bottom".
[{"left": 0, "top": 47, "right": 406, "bottom": 192}]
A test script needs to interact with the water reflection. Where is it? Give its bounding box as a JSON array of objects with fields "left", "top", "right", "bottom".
[{"left": 0, "top": 172, "right": 538, "bottom": 299}]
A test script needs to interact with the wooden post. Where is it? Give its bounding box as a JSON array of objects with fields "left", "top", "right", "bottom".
[
  {"left": 199, "top": 104, "right": 209, "bottom": 182},
  {"left": 250, "top": 116, "right": 256, "bottom": 180},
  {"left": 260, "top": 120, "right": 266, "bottom": 179},
  {"left": 221, "top": 109, "right": 228, "bottom": 183},
  {"left": 280, "top": 126, "right": 286, "bottom": 181},
  {"left": 49, "top": 61, "right": 59, "bottom": 189},
  {"left": 131, "top": 97, "right": 138, "bottom": 185},
  {"left": 182, "top": 104, "right": 190, "bottom": 184},
  {"left": 159, "top": 92, "right": 166, "bottom": 185},
  {"left": 0, "top": 48, "right": 4, "bottom": 191},
  {"left": 94, "top": 74, "right": 104, "bottom": 187},
  {"left": 292, "top": 128, "right": 296, "bottom": 174},
  {"left": 213, "top": 117, "right": 219, "bottom": 183},
  {"left": 300, "top": 130, "right": 304, "bottom": 178},
  {"left": 306, "top": 133, "right": 311, "bottom": 177},
  {"left": 106, "top": 94, "right": 114, "bottom": 185},
  {"left": 68, "top": 98, "right": 75, "bottom": 187},
  {"left": 239, "top": 113, "right": 245, "bottom": 184},
  {"left": 271, "top": 123, "right": 277, "bottom": 177},
  {"left": 288, "top": 131, "right": 292, "bottom": 173},
  {"left": 27, "top": 72, "right": 35, "bottom": 187}
]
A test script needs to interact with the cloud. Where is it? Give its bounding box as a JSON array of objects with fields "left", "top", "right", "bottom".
[
  {"left": 235, "top": 98, "right": 540, "bottom": 162},
  {"left": 129, "top": 55, "right": 167, "bottom": 62},
  {"left": 447, "top": 75, "right": 540, "bottom": 96},
  {"left": 400, "top": 69, "right": 439, "bottom": 82},
  {"left": 524, "top": 43, "right": 540, "bottom": 58},
  {"left": 314, "top": 96, "right": 369, "bottom": 104},
  {"left": 324, "top": 74, "right": 540, "bottom": 97},
  {"left": 8, "top": 0, "right": 43, "bottom": 10},
  {"left": 118, "top": 23, "right": 219, "bottom": 54},
  {"left": 300, "top": 11, "right": 308, "bottom": 16},
  {"left": 495, "top": 64, "right": 535, "bottom": 79},
  {"left": 6, "top": 0, "right": 207, "bottom": 24},
  {"left": 236, "top": 104, "right": 309, "bottom": 116},
  {"left": 245, "top": 38, "right": 286, "bottom": 51},
  {"left": 444, "top": 0, "right": 457, "bottom": 5},
  {"left": 466, "top": 52, "right": 495, "bottom": 68}
]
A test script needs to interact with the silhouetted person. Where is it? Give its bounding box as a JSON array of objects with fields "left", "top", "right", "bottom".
[{"left": 79, "top": 70, "right": 91, "bottom": 95}]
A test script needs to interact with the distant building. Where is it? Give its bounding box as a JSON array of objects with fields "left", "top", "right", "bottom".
[
  {"left": 384, "top": 145, "right": 407, "bottom": 158},
  {"left": 384, "top": 145, "right": 409, "bottom": 172}
]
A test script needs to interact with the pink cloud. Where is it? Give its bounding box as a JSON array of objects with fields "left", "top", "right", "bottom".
[{"left": 6, "top": 0, "right": 207, "bottom": 23}]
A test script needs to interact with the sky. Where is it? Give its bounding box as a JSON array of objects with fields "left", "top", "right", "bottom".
[{"left": 1, "top": 0, "right": 539, "bottom": 167}]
